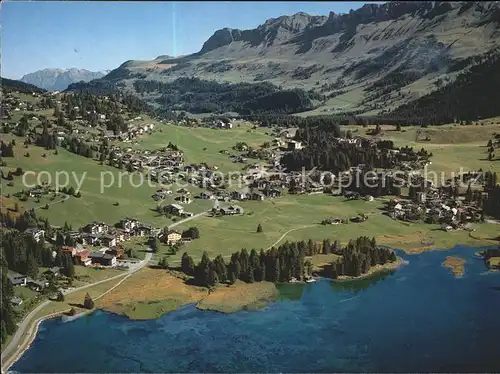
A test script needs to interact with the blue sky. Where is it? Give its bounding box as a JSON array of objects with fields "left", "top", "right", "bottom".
[{"left": 1, "top": 1, "right": 383, "bottom": 79}]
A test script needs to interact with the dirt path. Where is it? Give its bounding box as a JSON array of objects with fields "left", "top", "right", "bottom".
[
  {"left": 33, "top": 193, "right": 70, "bottom": 210},
  {"left": 265, "top": 224, "right": 317, "bottom": 250}
]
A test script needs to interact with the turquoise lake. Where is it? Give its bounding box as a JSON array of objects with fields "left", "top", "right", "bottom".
[{"left": 11, "top": 245, "right": 500, "bottom": 373}]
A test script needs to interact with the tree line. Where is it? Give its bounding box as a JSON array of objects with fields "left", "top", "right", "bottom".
[
  {"left": 280, "top": 124, "right": 430, "bottom": 175},
  {"left": 134, "top": 77, "right": 315, "bottom": 115},
  {"left": 179, "top": 236, "right": 396, "bottom": 287}
]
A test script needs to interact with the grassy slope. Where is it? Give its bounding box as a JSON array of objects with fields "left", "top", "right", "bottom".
[
  {"left": 120, "top": 121, "right": 272, "bottom": 172},
  {"left": 167, "top": 194, "right": 499, "bottom": 263}
]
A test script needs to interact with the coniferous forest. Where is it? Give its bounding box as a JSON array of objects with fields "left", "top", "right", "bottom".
[{"left": 180, "top": 237, "right": 397, "bottom": 287}]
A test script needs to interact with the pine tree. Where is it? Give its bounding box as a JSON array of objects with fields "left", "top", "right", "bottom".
[
  {"left": 256, "top": 223, "right": 263, "bottom": 233},
  {"left": 465, "top": 183, "right": 473, "bottom": 203},
  {"left": 83, "top": 293, "right": 94, "bottom": 309},
  {"left": 181, "top": 252, "right": 195, "bottom": 275},
  {"left": 25, "top": 252, "right": 38, "bottom": 279}
]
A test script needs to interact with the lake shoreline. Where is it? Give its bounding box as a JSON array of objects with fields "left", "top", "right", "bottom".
[{"left": 5, "top": 243, "right": 497, "bottom": 373}]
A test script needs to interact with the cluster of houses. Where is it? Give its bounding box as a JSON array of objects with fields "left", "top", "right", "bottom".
[
  {"left": 387, "top": 188, "right": 483, "bottom": 230},
  {"left": 7, "top": 270, "right": 49, "bottom": 297}
]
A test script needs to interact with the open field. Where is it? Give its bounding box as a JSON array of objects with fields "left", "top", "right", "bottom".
[
  {"left": 97, "top": 267, "right": 278, "bottom": 318},
  {"left": 166, "top": 194, "right": 500, "bottom": 264},
  {"left": 97, "top": 268, "right": 207, "bottom": 320}
]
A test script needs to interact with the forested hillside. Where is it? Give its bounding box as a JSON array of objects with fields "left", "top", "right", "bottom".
[
  {"left": 385, "top": 50, "right": 500, "bottom": 125},
  {"left": 1, "top": 78, "right": 46, "bottom": 94}
]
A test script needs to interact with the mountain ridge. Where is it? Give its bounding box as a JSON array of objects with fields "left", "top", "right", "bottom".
[
  {"left": 66, "top": 1, "right": 500, "bottom": 118},
  {"left": 21, "top": 68, "right": 109, "bottom": 92}
]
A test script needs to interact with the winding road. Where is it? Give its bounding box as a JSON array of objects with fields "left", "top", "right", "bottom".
[{"left": 1, "top": 252, "right": 153, "bottom": 373}]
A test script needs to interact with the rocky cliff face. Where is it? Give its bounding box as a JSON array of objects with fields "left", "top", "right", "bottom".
[
  {"left": 67, "top": 1, "right": 500, "bottom": 115},
  {"left": 21, "top": 68, "right": 108, "bottom": 91}
]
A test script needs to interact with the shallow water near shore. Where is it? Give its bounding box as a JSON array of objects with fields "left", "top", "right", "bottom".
[{"left": 11, "top": 245, "right": 500, "bottom": 373}]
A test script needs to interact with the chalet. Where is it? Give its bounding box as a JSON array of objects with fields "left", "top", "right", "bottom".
[
  {"left": 43, "top": 267, "right": 61, "bottom": 278},
  {"left": 177, "top": 194, "right": 192, "bottom": 204},
  {"left": 416, "top": 192, "right": 427, "bottom": 203},
  {"left": 75, "top": 250, "right": 92, "bottom": 266},
  {"left": 28, "top": 188, "right": 43, "bottom": 198},
  {"left": 7, "top": 271, "right": 28, "bottom": 286},
  {"left": 199, "top": 192, "right": 215, "bottom": 200},
  {"left": 220, "top": 205, "right": 244, "bottom": 216},
  {"left": 344, "top": 191, "right": 361, "bottom": 200},
  {"left": 230, "top": 191, "right": 247, "bottom": 201},
  {"left": 88, "top": 252, "right": 117, "bottom": 267},
  {"left": 165, "top": 203, "right": 184, "bottom": 216},
  {"left": 287, "top": 140, "right": 303, "bottom": 150},
  {"left": 249, "top": 192, "right": 265, "bottom": 201},
  {"left": 81, "top": 233, "right": 101, "bottom": 246},
  {"left": 11, "top": 296, "right": 23, "bottom": 306},
  {"left": 27, "top": 279, "right": 48, "bottom": 292},
  {"left": 61, "top": 246, "right": 77, "bottom": 256},
  {"left": 105, "top": 246, "right": 125, "bottom": 259},
  {"left": 24, "top": 228, "right": 45, "bottom": 242},
  {"left": 264, "top": 188, "right": 281, "bottom": 198},
  {"left": 324, "top": 217, "right": 342, "bottom": 225},
  {"left": 134, "top": 225, "right": 152, "bottom": 237},
  {"left": 84, "top": 221, "right": 108, "bottom": 235},
  {"left": 165, "top": 230, "right": 182, "bottom": 245},
  {"left": 100, "top": 234, "right": 117, "bottom": 248},
  {"left": 120, "top": 217, "right": 138, "bottom": 232}
]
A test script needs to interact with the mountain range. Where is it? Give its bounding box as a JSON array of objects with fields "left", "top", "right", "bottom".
[
  {"left": 21, "top": 68, "right": 110, "bottom": 92},
  {"left": 60, "top": 2, "right": 500, "bottom": 117}
]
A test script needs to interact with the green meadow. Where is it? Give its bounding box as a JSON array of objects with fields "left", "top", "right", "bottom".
[{"left": 167, "top": 194, "right": 500, "bottom": 264}]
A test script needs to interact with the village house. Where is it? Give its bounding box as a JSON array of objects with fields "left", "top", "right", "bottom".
[
  {"left": 264, "top": 188, "right": 281, "bottom": 198},
  {"left": 165, "top": 203, "right": 184, "bottom": 216},
  {"left": 62, "top": 246, "right": 77, "bottom": 257},
  {"left": 100, "top": 233, "right": 117, "bottom": 248},
  {"left": 75, "top": 250, "right": 92, "bottom": 266},
  {"left": 287, "top": 140, "right": 303, "bottom": 150},
  {"left": 7, "top": 271, "right": 28, "bottom": 286},
  {"left": 10, "top": 296, "right": 23, "bottom": 306},
  {"left": 177, "top": 194, "right": 192, "bottom": 204},
  {"left": 43, "top": 267, "right": 61, "bottom": 278},
  {"left": 105, "top": 246, "right": 125, "bottom": 259},
  {"left": 220, "top": 205, "right": 245, "bottom": 216},
  {"left": 24, "top": 228, "right": 45, "bottom": 242},
  {"left": 134, "top": 224, "right": 153, "bottom": 237},
  {"left": 27, "top": 278, "right": 48, "bottom": 292},
  {"left": 199, "top": 192, "right": 215, "bottom": 200},
  {"left": 88, "top": 252, "right": 117, "bottom": 267},
  {"left": 165, "top": 230, "right": 182, "bottom": 245},
  {"left": 324, "top": 217, "right": 343, "bottom": 225},
  {"left": 249, "top": 192, "right": 265, "bottom": 201},
  {"left": 84, "top": 221, "right": 108, "bottom": 235},
  {"left": 81, "top": 233, "right": 101, "bottom": 246},
  {"left": 230, "top": 191, "right": 247, "bottom": 201}
]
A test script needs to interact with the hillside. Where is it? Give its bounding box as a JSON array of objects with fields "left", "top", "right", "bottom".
[
  {"left": 67, "top": 1, "right": 500, "bottom": 117},
  {"left": 1, "top": 77, "right": 46, "bottom": 94},
  {"left": 21, "top": 68, "right": 108, "bottom": 91}
]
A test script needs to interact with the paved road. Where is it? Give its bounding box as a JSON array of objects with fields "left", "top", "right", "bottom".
[{"left": 1, "top": 252, "right": 153, "bottom": 372}]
